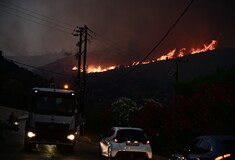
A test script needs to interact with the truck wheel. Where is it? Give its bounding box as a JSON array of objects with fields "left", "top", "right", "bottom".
[
  {"left": 24, "top": 138, "right": 36, "bottom": 151},
  {"left": 57, "top": 144, "right": 62, "bottom": 151},
  {"left": 65, "top": 145, "right": 74, "bottom": 153},
  {"left": 57, "top": 145, "right": 74, "bottom": 153}
]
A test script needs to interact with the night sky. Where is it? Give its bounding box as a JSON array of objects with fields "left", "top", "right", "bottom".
[{"left": 0, "top": 0, "right": 234, "bottom": 67}]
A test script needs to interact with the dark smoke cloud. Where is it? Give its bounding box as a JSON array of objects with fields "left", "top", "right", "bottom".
[{"left": 0, "top": 0, "right": 234, "bottom": 66}]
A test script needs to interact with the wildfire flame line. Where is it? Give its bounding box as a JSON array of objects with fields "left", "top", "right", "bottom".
[{"left": 72, "top": 40, "right": 218, "bottom": 73}]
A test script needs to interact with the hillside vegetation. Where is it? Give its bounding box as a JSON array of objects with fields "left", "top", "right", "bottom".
[
  {"left": 85, "top": 63, "right": 235, "bottom": 156},
  {"left": 0, "top": 55, "right": 47, "bottom": 110}
]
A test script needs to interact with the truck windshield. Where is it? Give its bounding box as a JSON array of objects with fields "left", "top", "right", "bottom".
[{"left": 32, "top": 92, "right": 75, "bottom": 116}]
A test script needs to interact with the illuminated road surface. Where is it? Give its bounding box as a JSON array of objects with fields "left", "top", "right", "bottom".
[
  {"left": 0, "top": 107, "right": 167, "bottom": 160},
  {"left": 0, "top": 119, "right": 101, "bottom": 160},
  {"left": 0, "top": 122, "right": 166, "bottom": 160}
]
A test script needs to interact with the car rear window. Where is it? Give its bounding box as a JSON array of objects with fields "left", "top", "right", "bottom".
[
  {"left": 222, "top": 140, "right": 235, "bottom": 154},
  {"left": 116, "top": 129, "right": 147, "bottom": 143}
]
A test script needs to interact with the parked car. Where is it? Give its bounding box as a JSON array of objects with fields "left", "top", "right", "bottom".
[
  {"left": 99, "top": 127, "right": 153, "bottom": 159},
  {"left": 170, "top": 135, "right": 235, "bottom": 160}
]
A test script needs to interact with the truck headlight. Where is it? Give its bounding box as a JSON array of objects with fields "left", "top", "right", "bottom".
[
  {"left": 67, "top": 134, "right": 75, "bottom": 141},
  {"left": 27, "top": 131, "right": 36, "bottom": 138}
]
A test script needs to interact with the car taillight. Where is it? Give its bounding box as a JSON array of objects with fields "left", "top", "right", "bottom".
[
  {"left": 114, "top": 138, "right": 118, "bottom": 143},
  {"left": 215, "top": 154, "right": 231, "bottom": 160},
  {"left": 145, "top": 153, "right": 149, "bottom": 158},
  {"left": 224, "top": 154, "right": 231, "bottom": 158},
  {"left": 146, "top": 140, "right": 150, "bottom": 144}
]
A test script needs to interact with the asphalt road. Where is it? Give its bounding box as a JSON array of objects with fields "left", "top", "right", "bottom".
[
  {"left": 0, "top": 119, "right": 103, "bottom": 160},
  {"left": 0, "top": 106, "right": 168, "bottom": 160},
  {"left": 0, "top": 106, "right": 102, "bottom": 160}
]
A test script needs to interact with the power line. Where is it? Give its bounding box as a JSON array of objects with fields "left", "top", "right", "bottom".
[
  {"left": 91, "top": 38, "right": 130, "bottom": 57},
  {"left": 85, "top": 22, "right": 141, "bottom": 60},
  {"left": 0, "top": 8, "right": 72, "bottom": 35},
  {"left": 0, "top": 40, "right": 33, "bottom": 55},
  {"left": 90, "top": 34, "right": 143, "bottom": 60},
  {"left": 0, "top": 0, "right": 99, "bottom": 39},
  {"left": 0, "top": 2, "right": 73, "bottom": 31},
  {"left": 94, "top": 33, "right": 140, "bottom": 57},
  {"left": 0, "top": 0, "right": 156, "bottom": 64},
  {"left": 4, "top": 57, "right": 74, "bottom": 78},
  {"left": 0, "top": 0, "right": 138, "bottom": 61},
  {"left": 119, "top": 0, "right": 195, "bottom": 80},
  {"left": 0, "top": 0, "right": 76, "bottom": 28},
  {"left": 0, "top": 39, "right": 49, "bottom": 56}
]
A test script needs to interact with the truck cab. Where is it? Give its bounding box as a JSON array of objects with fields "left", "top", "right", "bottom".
[{"left": 24, "top": 87, "right": 77, "bottom": 152}]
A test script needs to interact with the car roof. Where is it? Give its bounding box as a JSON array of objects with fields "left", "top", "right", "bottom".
[
  {"left": 112, "top": 127, "right": 144, "bottom": 131},
  {"left": 197, "top": 135, "right": 235, "bottom": 142}
]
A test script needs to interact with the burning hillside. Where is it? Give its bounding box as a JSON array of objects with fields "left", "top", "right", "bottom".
[{"left": 73, "top": 40, "right": 218, "bottom": 73}]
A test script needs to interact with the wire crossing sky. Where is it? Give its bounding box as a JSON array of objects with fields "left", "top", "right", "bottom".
[{"left": 0, "top": 0, "right": 234, "bottom": 67}]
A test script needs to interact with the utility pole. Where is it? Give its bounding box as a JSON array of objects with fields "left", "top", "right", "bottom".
[
  {"left": 166, "top": 57, "right": 188, "bottom": 82},
  {"left": 166, "top": 57, "right": 188, "bottom": 106},
  {"left": 73, "top": 25, "right": 88, "bottom": 135}
]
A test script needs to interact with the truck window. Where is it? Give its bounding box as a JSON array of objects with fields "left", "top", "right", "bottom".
[{"left": 32, "top": 92, "right": 75, "bottom": 116}]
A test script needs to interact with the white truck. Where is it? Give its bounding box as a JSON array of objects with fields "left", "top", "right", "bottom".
[{"left": 24, "top": 87, "right": 77, "bottom": 152}]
